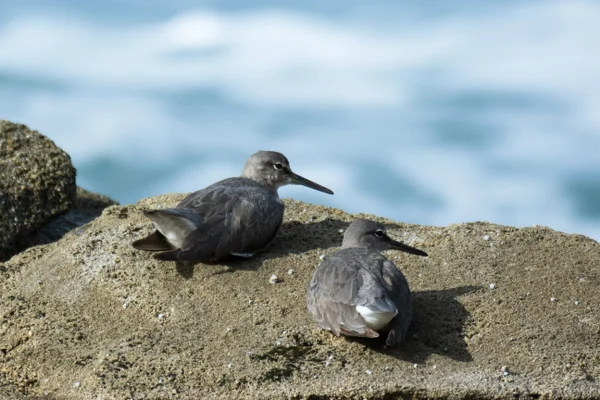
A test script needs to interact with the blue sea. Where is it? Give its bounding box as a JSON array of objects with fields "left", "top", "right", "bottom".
[{"left": 1, "top": 0, "right": 599, "bottom": 241}]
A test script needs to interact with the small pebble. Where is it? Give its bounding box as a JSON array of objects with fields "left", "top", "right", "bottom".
[
  {"left": 503, "top": 371, "right": 510, "bottom": 376},
  {"left": 574, "top": 300, "right": 580, "bottom": 305},
  {"left": 287, "top": 269, "right": 294, "bottom": 275},
  {"left": 228, "top": 363, "right": 233, "bottom": 369},
  {"left": 269, "top": 274, "right": 280, "bottom": 284},
  {"left": 489, "top": 283, "right": 496, "bottom": 290},
  {"left": 483, "top": 235, "right": 490, "bottom": 241},
  {"left": 338, "top": 229, "right": 344, "bottom": 233},
  {"left": 501, "top": 365, "right": 508, "bottom": 372},
  {"left": 551, "top": 297, "right": 557, "bottom": 302},
  {"left": 366, "top": 370, "right": 373, "bottom": 375},
  {"left": 73, "top": 382, "right": 81, "bottom": 388},
  {"left": 413, "top": 363, "right": 418, "bottom": 368},
  {"left": 319, "top": 254, "right": 325, "bottom": 260}
]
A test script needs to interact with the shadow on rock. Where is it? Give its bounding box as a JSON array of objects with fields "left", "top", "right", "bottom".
[
  {"left": 177, "top": 257, "right": 267, "bottom": 279},
  {"left": 1, "top": 188, "right": 116, "bottom": 262},
  {"left": 351, "top": 286, "right": 481, "bottom": 364},
  {"left": 171, "top": 218, "right": 348, "bottom": 279},
  {"left": 268, "top": 218, "right": 347, "bottom": 256},
  {"left": 175, "top": 262, "right": 196, "bottom": 279}
]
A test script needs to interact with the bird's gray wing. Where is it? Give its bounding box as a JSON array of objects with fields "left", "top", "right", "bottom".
[
  {"left": 381, "top": 259, "right": 412, "bottom": 346},
  {"left": 176, "top": 186, "right": 283, "bottom": 261},
  {"left": 176, "top": 177, "right": 251, "bottom": 210},
  {"left": 225, "top": 194, "right": 284, "bottom": 256},
  {"left": 307, "top": 252, "right": 379, "bottom": 338},
  {"left": 173, "top": 186, "right": 237, "bottom": 261},
  {"left": 176, "top": 214, "right": 226, "bottom": 261}
]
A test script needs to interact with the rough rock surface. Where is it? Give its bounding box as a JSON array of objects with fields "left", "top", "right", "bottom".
[
  {"left": 26, "top": 187, "right": 117, "bottom": 248},
  {"left": 0, "top": 120, "right": 77, "bottom": 261},
  {"left": 0, "top": 195, "right": 599, "bottom": 400}
]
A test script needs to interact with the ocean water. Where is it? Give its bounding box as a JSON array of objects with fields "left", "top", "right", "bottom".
[{"left": 1, "top": 1, "right": 599, "bottom": 241}]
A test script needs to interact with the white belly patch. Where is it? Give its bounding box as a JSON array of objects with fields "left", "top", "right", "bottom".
[{"left": 356, "top": 306, "right": 398, "bottom": 331}]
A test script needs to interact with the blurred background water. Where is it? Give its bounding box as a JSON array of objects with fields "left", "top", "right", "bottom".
[{"left": 1, "top": 0, "right": 599, "bottom": 240}]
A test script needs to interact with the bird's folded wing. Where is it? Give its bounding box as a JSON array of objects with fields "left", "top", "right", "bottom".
[
  {"left": 381, "top": 260, "right": 412, "bottom": 346},
  {"left": 177, "top": 189, "right": 266, "bottom": 260},
  {"left": 310, "top": 256, "right": 375, "bottom": 336},
  {"left": 178, "top": 213, "right": 227, "bottom": 261},
  {"left": 172, "top": 187, "right": 239, "bottom": 261}
]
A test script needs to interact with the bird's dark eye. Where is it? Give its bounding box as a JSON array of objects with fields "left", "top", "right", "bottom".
[
  {"left": 374, "top": 229, "right": 385, "bottom": 238},
  {"left": 274, "top": 162, "right": 283, "bottom": 170}
]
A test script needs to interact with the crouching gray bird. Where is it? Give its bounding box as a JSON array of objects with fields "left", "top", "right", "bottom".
[
  {"left": 132, "top": 151, "right": 334, "bottom": 262},
  {"left": 307, "top": 219, "right": 428, "bottom": 346}
]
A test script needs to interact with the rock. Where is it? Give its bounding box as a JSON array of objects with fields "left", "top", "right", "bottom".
[
  {"left": 26, "top": 187, "right": 117, "bottom": 249},
  {"left": 0, "top": 385, "right": 28, "bottom": 400},
  {"left": 0, "top": 196, "right": 599, "bottom": 399},
  {"left": 0, "top": 120, "right": 77, "bottom": 261}
]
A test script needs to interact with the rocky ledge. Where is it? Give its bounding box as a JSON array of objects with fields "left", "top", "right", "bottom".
[{"left": 1, "top": 193, "right": 599, "bottom": 400}]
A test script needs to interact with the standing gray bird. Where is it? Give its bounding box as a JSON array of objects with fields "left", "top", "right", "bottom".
[
  {"left": 307, "top": 219, "right": 427, "bottom": 346},
  {"left": 132, "top": 151, "right": 334, "bottom": 262}
]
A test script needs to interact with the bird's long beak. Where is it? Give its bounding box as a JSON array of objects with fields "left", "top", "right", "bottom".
[
  {"left": 288, "top": 170, "right": 334, "bottom": 195},
  {"left": 387, "top": 237, "right": 428, "bottom": 257}
]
